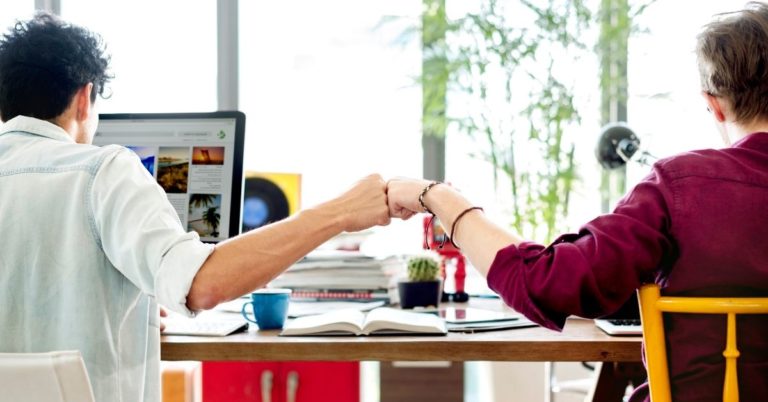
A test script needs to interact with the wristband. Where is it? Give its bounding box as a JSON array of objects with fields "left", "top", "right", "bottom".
[
  {"left": 418, "top": 181, "right": 442, "bottom": 214},
  {"left": 449, "top": 206, "right": 484, "bottom": 249}
]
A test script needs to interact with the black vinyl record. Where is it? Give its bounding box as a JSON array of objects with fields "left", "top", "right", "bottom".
[{"left": 242, "top": 177, "right": 290, "bottom": 232}]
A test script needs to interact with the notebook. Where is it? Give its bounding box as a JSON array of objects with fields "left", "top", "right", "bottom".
[
  {"left": 438, "top": 307, "right": 522, "bottom": 323},
  {"left": 446, "top": 317, "right": 538, "bottom": 332},
  {"left": 594, "top": 295, "right": 642, "bottom": 336},
  {"left": 435, "top": 307, "right": 538, "bottom": 332}
]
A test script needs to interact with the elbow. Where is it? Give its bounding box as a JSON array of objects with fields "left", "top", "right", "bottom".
[{"left": 186, "top": 280, "right": 225, "bottom": 311}]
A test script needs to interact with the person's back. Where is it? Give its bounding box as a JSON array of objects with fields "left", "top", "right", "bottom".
[
  {"left": 385, "top": 3, "right": 768, "bottom": 401},
  {"left": 653, "top": 5, "right": 768, "bottom": 398},
  {"left": 0, "top": 122, "right": 165, "bottom": 400},
  {"left": 0, "top": 13, "right": 394, "bottom": 402},
  {"left": 643, "top": 141, "right": 768, "bottom": 401},
  {"left": 0, "top": 15, "right": 213, "bottom": 400}
]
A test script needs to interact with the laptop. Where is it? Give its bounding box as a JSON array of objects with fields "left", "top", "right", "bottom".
[{"left": 594, "top": 294, "right": 642, "bottom": 336}]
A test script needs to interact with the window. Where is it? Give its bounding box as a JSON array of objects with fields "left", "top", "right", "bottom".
[
  {"left": 444, "top": 1, "right": 744, "bottom": 236},
  {"left": 239, "top": 1, "right": 424, "bottom": 252},
  {"left": 627, "top": 1, "right": 737, "bottom": 184},
  {"left": 443, "top": 1, "right": 602, "bottom": 233},
  {"left": 238, "top": 1, "right": 422, "bottom": 206},
  {"left": 0, "top": 1, "right": 34, "bottom": 37},
  {"left": 61, "top": 0, "right": 217, "bottom": 113}
]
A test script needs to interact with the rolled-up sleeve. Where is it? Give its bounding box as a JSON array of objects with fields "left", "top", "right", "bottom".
[
  {"left": 487, "top": 167, "right": 675, "bottom": 331},
  {"left": 89, "top": 147, "right": 214, "bottom": 316}
]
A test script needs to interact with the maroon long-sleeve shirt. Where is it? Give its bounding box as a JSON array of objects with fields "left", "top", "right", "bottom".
[{"left": 487, "top": 133, "right": 768, "bottom": 402}]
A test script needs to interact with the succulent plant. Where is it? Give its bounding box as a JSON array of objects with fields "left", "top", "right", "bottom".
[{"left": 407, "top": 256, "right": 440, "bottom": 282}]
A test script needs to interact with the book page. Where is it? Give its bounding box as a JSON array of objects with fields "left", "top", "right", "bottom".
[
  {"left": 280, "top": 309, "right": 366, "bottom": 336},
  {"left": 361, "top": 308, "right": 446, "bottom": 335}
]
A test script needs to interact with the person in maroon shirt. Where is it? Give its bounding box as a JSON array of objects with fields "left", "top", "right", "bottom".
[{"left": 387, "top": 2, "right": 768, "bottom": 401}]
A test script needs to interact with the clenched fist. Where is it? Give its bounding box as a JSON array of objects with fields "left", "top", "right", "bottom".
[{"left": 335, "top": 174, "right": 391, "bottom": 232}]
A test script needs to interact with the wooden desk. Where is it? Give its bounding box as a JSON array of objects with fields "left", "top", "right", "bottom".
[
  {"left": 161, "top": 301, "right": 644, "bottom": 402},
  {"left": 161, "top": 303, "right": 642, "bottom": 363}
]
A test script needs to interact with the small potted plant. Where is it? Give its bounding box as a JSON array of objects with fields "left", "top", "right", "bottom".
[{"left": 398, "top": 255, "right": 442, "bottom": 309}]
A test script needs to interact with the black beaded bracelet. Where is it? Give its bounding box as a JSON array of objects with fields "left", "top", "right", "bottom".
[
  {"left": 449, "top": 206, "right": 484, "bottom": 249},
  {"left": 418, "top": 181, "right": 442, "bottom": 214}
]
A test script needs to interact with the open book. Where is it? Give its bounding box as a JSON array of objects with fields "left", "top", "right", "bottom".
[{"left": 280, "top": 307, "right": 447, "bottom": 336}]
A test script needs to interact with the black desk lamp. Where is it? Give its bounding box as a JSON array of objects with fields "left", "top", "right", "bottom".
[{"left": 595, "top": 122, "right": 657, "bottom": 169}]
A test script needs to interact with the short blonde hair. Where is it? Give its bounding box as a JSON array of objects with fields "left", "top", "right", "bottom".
[{"left": 696, "top": 1, "right": 768, "bottom": 124}]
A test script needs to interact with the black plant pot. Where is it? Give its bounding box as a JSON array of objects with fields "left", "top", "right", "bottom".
[{"left": 398, "top": 280, "right": 441, "bottom": 309}]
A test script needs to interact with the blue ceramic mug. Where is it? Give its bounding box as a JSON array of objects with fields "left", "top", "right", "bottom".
[{"left": 241, "top": 288, "right": 292, "bottom": 330}]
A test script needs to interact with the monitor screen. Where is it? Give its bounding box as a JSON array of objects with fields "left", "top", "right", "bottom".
[{"left": 93, "top": 112, "right": 246, "bottom": 243}]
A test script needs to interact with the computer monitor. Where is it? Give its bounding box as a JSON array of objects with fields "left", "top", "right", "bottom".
[{"left": 93, "top": 112, "right": 246, "bottom": 243}]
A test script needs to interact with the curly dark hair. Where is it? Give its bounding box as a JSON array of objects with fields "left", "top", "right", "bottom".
[{"left": 0, "top": 12, "right": 112, "bottom": 122}]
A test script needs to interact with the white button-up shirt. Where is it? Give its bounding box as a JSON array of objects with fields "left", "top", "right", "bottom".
[{"left": 0, "top": 116, "right": 214, "bottom": 402}]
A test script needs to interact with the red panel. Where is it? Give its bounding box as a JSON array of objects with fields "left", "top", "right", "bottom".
[
  {"left": 282, "top": 362, "right": 359, "bottom": 402},
  {"left": 202, "top": 361, "right": 359, "bottom": 402},
  {"left": 202, "top": 362, "right": 280, "bottom": 402}
]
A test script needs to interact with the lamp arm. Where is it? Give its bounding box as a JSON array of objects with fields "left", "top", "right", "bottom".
[{"left": 635, "top": 151, "right": 658, "bottom": 167}]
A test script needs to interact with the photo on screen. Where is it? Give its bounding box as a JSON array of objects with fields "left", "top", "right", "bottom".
[
  {"left": 126, "top": 146, "right": 157, "bottom": 175},
  {"left": 188, "top": 194, "right": 222, "bottom": 237},
  {"left": 192, "top": 146, "right": 225, "bottom": 165},
  {"left": 157, "top": 147, "right": 190, "bottom": 193}
]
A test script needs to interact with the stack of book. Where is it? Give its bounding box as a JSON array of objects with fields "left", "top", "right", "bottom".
[{"left": 269, "top": 251, "right": 404, "bottom": 303}]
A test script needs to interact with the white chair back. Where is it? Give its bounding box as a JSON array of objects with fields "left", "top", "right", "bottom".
[{"left": 0, "top": 351, "right": 95, "bottom": 402}]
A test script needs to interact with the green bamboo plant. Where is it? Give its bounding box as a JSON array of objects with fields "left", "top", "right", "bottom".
[
  {"left": 420, "top": 0, "right": 652, "bottom": 242},
  {"left": 422, "top": 0, "right": 590, "bottom": 242}
]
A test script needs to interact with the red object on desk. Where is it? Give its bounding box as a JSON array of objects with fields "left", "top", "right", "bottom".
[
  {"left": 202, "top": 361, "right": 359, "bottom": 402},
  {"left": 423, "top": 216, "right": 468, "bottom": 302}
]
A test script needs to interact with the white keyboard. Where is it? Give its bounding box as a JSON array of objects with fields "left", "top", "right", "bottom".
[
  {"left": 594, "top": 318, "right": 642, "bottom": 336},
  {"left": 163, "top": 319, "right": 248, "bottom": 337}
]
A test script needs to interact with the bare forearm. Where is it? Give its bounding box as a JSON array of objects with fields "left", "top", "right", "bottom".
[
  {"left": 186, "top": 201, "right": 345, "bottom": 310},
  {"left": 186, "top": 173, "right": 391, "bottom": 311},
  {"left": 424, "top": 185, "right": 523, "bottom": 276}
]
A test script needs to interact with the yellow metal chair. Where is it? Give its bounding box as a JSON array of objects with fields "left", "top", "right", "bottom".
[{"left": 637, "top": 284, "right": 768, "bottom": 402}]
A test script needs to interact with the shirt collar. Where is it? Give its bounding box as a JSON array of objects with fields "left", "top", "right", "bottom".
[
  {"left": 732, "top": 132, "right": 768, "bottom": 151},
  {"left": 0, "top": 115, "right": 75, "bottom": 143}
]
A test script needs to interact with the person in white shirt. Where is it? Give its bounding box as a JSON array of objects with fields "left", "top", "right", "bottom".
[{"left": 0, "top": 13, "right": 391, "bottom": 402}]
